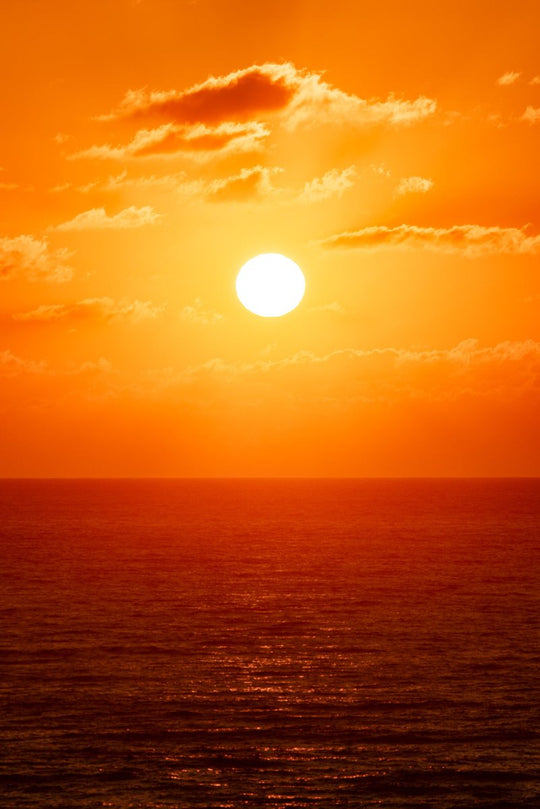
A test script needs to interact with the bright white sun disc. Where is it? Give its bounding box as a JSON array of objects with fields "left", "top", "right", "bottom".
[{"left": 236, "top": 253, "right": 305, "bottom": 317}]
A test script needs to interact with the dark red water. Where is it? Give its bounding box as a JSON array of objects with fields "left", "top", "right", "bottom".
[{"left": 1, "top": 479, "right": 539, "bottom": 807}]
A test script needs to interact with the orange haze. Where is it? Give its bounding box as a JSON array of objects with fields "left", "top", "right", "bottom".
[{"left": 1, "top": 0, "right": 539, "bottom": 477}]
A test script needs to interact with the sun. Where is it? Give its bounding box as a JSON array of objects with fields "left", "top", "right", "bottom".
[{"left": 236, "top": 254, "right": 305, "bottom": 317}]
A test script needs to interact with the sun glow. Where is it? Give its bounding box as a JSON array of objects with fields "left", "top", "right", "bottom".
[{"left": 236, "top": 254, "right": 305, "bottom": 317}]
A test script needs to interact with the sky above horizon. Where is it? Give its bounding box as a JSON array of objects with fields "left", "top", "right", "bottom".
[{"left": 1, "top": 0, "right": 539, "bottom": 477}]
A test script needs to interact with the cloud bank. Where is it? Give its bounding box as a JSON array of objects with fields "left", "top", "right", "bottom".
[{"left": 98, "top": 63, "right": 437, "bottom": 132}]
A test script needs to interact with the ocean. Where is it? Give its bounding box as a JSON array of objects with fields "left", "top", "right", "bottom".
[{"left": 1, "top": 479, "right": 539, "bottom": 808}]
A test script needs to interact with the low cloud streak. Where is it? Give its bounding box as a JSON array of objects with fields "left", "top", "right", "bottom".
[
  {"left": 13, "top": 297, "right": 164, "bottom": 323},
  {"left": 52, "top": 206, "right": 161, "bottom": 231},
  {"left": 72, "top": 122, "right": 269, "bottom": 161},
  {"left": 318, "top": 224, "right": 540, "bottom": 256}
]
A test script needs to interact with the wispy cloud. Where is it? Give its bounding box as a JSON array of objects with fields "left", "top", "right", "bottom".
[
  {"left": 0, "top": 235, "right": 74, "bottom": 282},
  {"left": 180, "top": 298, "right": 224, "bottom": 325},
  {"left": 51, "top": 206, "right": 161, "bottom": 231},
  {"left": 394, "top": 176, "right": 433, "bottom": 197},
  {"left": 50, "top": 182, "right": 72, "bottom": 193},
  {"left": 284, "top": 68, "right": 437, "bottom": 130},
  {"left": 57, "top": 167, "right": 283, "bottom": 203},
  {"left": 0, "top": 349, "right": 47, "bottom": 376},
  {"left": 13, "top": 297, "right": 164, "bottom": 323},
  {"left": 0, "top": 349, "right": 113, "bottom": 380},
  {"left": 5, "top": 339, "right": 538, "bottom": 410},
  {"left": 54, "top": 170, "right": 189, "bottom": 194},
  {"left": 204, "top": 166, "right": 283, "bottom": 202},
  {"left": 299, "top": 166, "right": 357, "bottom": 202},
  {"left": 72, "top": 122, "right": 269, "bottom": 160},
  {"left": 171, "top": 339, "right": 540, "bottom": 405},
  {"left": 369, "top": 163, "right": 392, "bottom": 178},
  {"left": 521, "top": 106, "right": 540, "bottom": 124},
  {"left": 91, "top": 170, "right": 187, "bottom": 191},
  {"left": 496, "top": 71, "right": 521, "bottom": 86},
  {"left": 530, "top": 76, "right": 540, "bottom": 86},
  {"left": 318, "top": 224, "right": 540, "bottom": 256},
  {"left": 184, "top": 339, "right": 540, "bottom": 376},
  {"left": 393, "top": 338, "right": 540, "bottom": 366}
]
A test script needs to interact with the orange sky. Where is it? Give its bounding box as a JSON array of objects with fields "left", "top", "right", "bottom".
[{"left": 1, "top": 0, "right": 539, "bottom": 477}]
